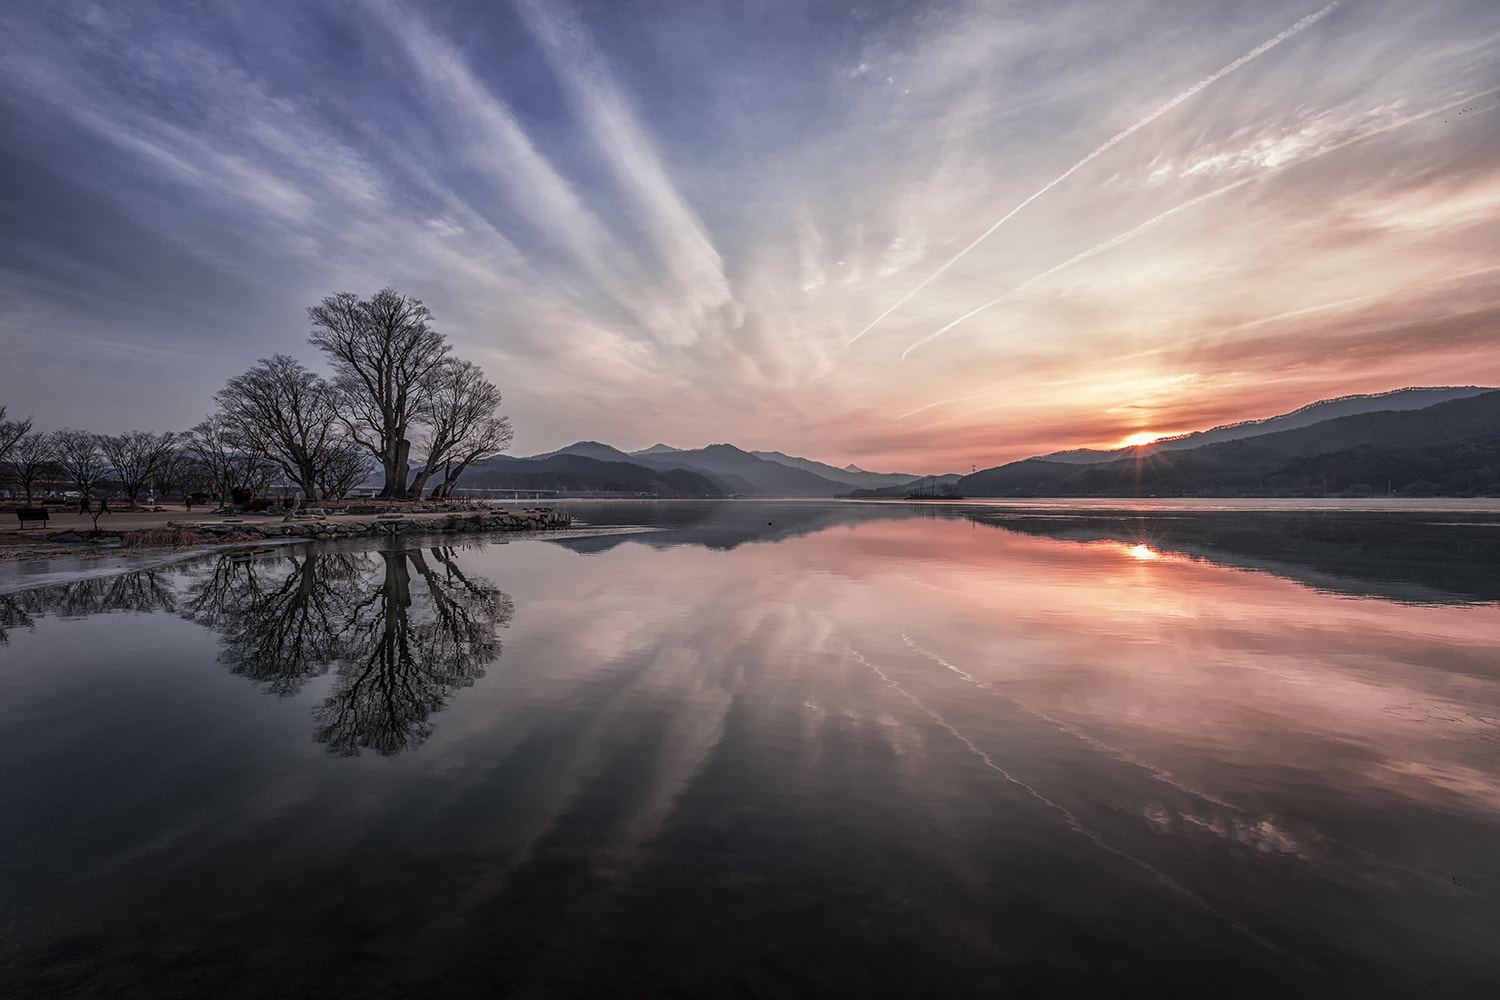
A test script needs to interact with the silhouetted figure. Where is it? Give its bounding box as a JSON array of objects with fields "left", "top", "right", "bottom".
[
  {"left": 98, "top": 496, "right": 110, "bottom": 515},
  {"left": 79, "top": 495, "right": 91, "bottom": 514}
]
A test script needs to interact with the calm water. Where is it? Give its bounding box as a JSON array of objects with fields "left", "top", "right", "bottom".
[{"left": 2, "top": 500, "right": 1498, "bottom": 998}]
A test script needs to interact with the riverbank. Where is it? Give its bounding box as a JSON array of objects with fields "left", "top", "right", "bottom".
[{"left": 0, "top": 502, "right": 571, "bottom": 561}]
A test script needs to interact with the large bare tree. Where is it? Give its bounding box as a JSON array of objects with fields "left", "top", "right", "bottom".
[
  {"left": 97, "top": 430, "right": 177, "bottom": 509},
  {"left": 308, "top": 288, "right": 451, "bottom": 499},
  {"left": 408, "top": 359, "right": 513, "bottom": 499},
  {"left": 50, "top": 428, "right": 110, "bottom": 508},
  {"left": 215, "top": 354, "right": 343, "bottom": 500}
]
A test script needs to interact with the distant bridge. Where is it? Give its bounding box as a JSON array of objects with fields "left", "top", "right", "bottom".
[{"left": 457, "top": 488, "right": 563, "bottom": 500}]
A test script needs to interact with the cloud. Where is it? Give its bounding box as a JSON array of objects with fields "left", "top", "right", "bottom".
[
  {"left": 0, "top": 0, "right": 1496, "bottom": 470},
  {"left": 512, "top": 0, "right": 737, "bottom": 348}
]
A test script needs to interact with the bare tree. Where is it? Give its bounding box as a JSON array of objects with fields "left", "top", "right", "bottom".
[
  {"left": 308, "top": 288, "right": 451, "bottom": 499},
  {"left": 151, "top": 445, "right": 198, "bottom": 503},
  {"left": 97, "top": 430, "right": 177, "bottom": 509},
  {"left": 316, "top": 442, "right": 374, "bottom": 501},
  {"left": 408, "top": 359, "right": 513, "bottom": 498},
  {"left": 431, "top": 416, "right": 513, "bottom": 499},
  {"left": 216, "top": 355, "right": 343, "bottom": 501},
  {"left": 0, "top": 406, "right": 31, "bottom": 452},
  {"left": 51, "top": 428, "right": 110, "bottom": 509},
  {"left": 0, "top": 407, "right": 33, "bottom": 497},
  {"left": 184, "top": 415, "right": 274, "bottom": 503},
  {"left": 8, "top": 432, "right": 55, "bottom": 505}
]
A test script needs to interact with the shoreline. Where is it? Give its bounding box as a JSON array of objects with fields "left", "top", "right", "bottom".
[{"left": 0, "top": 503, "right": 571, "bottom": 565}]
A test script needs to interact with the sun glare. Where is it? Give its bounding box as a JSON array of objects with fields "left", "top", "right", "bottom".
[
  {"left": 1119, "top": 432, "right": 1164, "bottom": 448},
  {"left": 1128, "top": 544, "right": 1159, "bottom": 561}
]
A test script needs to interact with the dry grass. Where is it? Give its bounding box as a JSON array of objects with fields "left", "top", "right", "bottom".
[{"left": 120, "top": 526, "right": 202, "bottom": 549}]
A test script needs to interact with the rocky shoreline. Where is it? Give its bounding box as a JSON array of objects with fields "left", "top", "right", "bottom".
[{"left": 39, "top": 507, "right": 572, "bottom": 547}]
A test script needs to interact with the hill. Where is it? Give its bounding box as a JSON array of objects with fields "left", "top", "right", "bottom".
[
  {"left": 650, "top": 444, "right": 849, "bottom": 495},
  {"left": 749, "top": 451, "right": 921, "bottom": 490},
  {"left": 459, "top": 453, "right": 725, "bottom": 496},
  {"left": 961, "top": 390, "right": 1500, "bottom": 497},
  {"left": 1039, "top": 386, "right": 1494, "bottom": 465},
  {"left": 507, "top": 441, "right": 853, "bottom": 496}
]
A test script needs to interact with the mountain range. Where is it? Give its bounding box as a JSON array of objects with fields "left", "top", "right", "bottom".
[
  {"left": 1034, "top": 386, "right": 1494, "bottom": 464},
  {"left": 452, "top": 385, "right": 1500, "bottom": 498},
  {"left": 949, "top": 387, "right": 1500, "bottom": 498},
  {"left": 458, "top": 441, "right": 901, "bottom": 496}
]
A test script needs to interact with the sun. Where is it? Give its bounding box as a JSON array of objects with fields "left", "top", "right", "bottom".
[{"left": 1119, "top": 431, "right": 1164, "bottom": 448}]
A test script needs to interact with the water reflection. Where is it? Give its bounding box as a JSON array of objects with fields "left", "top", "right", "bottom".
[
  {"left": 961, "top": 507, "right": 1500, "bottom": 604},
  {"left": 3, "top": 505, "right": 1499, "bottom": 996},
  {"left": 185, "top": 546, "right": 513, "bottom": 756},
  {"left": 182, "top": 552, "right": 363, "bottom": 696},
  {"left": 558, "top": 499, "right": 1500, "bottom": 603},
  {"left": 2, "top": 544, "right": 513, "bottom": 756},
  {"left": 0, "top": 570, "right": 177, "bottom": 643}
]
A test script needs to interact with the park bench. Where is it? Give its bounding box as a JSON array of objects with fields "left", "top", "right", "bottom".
[{"left": 15, "top": 507, "right": 49, "bottom": 529}]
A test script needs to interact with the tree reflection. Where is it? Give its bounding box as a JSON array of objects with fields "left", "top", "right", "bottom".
[
  {"left": 182, "top": 546, "right": 513, "bottom": 755},
  {"left": 313, "top": 548, "right": 512, "bottom": 756},
  {"left": 182, "top": 552, "right": 365, "bottom": 696},
  {"left": 1, "top": 572, "right": 177, "bottom": 644}
]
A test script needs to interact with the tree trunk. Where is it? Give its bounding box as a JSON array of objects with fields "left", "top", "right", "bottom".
[
  {"left": 393, "top": 438, "right": 411, "bottom": 499},
  {"left": 296, "top": 461, "right": 320, "bottom": 502},
  {"left": 438, "top": 456, "right": 479, "bottom": 497}
]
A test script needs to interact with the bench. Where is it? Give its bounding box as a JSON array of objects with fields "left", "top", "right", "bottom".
[{"left": 15, "top": 507, "right": 49, "bottom": 529}]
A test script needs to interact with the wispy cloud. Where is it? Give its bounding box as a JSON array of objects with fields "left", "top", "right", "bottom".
[
  {"left": 513, "top": 0, "right": 736, "bottom": 348},
  {"left": 0, "top": 0, "right": 1496, "bottom": 470},
  {"left": 841, "top": 1, "right": 1345, "bottom": 351}
]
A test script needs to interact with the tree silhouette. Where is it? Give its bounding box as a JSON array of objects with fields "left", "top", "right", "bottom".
[
  {"left": 308, "top": 288, "right": 451, "bottom": 500},
  {"left": 97, "top": 430, "right": 177, "bottom": 508},
  {"left": 215, "top": 354, "right": 347, "bottom": 500}
]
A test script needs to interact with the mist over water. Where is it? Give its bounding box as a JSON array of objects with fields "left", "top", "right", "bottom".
[{"left": 2, "top": 502, "right": 1498, "bottom": 997}]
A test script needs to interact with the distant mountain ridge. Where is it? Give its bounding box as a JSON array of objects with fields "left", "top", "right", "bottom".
[
  {"left": 749, "top": 450, "right": 920, "bottom": 489},
  {"left": 477, "top": 440, "right": 910, "bottom": 496},
  {"left": 459, "top": 452, "right": 723, "bottom": 496},
  {"left": 465, "top": 386, "right": 1498, "bottom": 500},
  {"left": 959, "top": 389, "right": 1500, "bottom": 498},
  {"left": 1039, "top": 386, "right": 1493, "bottom": 465}
]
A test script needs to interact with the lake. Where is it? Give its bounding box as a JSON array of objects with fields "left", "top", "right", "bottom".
[{"left": 2, "top": 500, "right": 1498, "bottom": 998}]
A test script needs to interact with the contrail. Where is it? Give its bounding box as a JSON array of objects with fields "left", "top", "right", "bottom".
[
  {"left": 841, "top": 0, "right": 1344, "bottom": 351},
  {"left": 1207, "top": 262, "right": 1500, "bottom": 337},
  {"left": 844, "top": 643, "right": 1306, "bottom": 966},
  {"left": 899, "top": 632, "right": 1242, "bottom": 811},
  {"left": 900, "top": 181, "right": 1248, "bottom": 360},
  {"left": 896, "top": 84, "right": 1500, "bottom": 365}
]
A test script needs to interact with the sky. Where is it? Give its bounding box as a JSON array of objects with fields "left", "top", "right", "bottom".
[{"left": 1, "top": 0, "right": 1497, "bottom": 473}]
